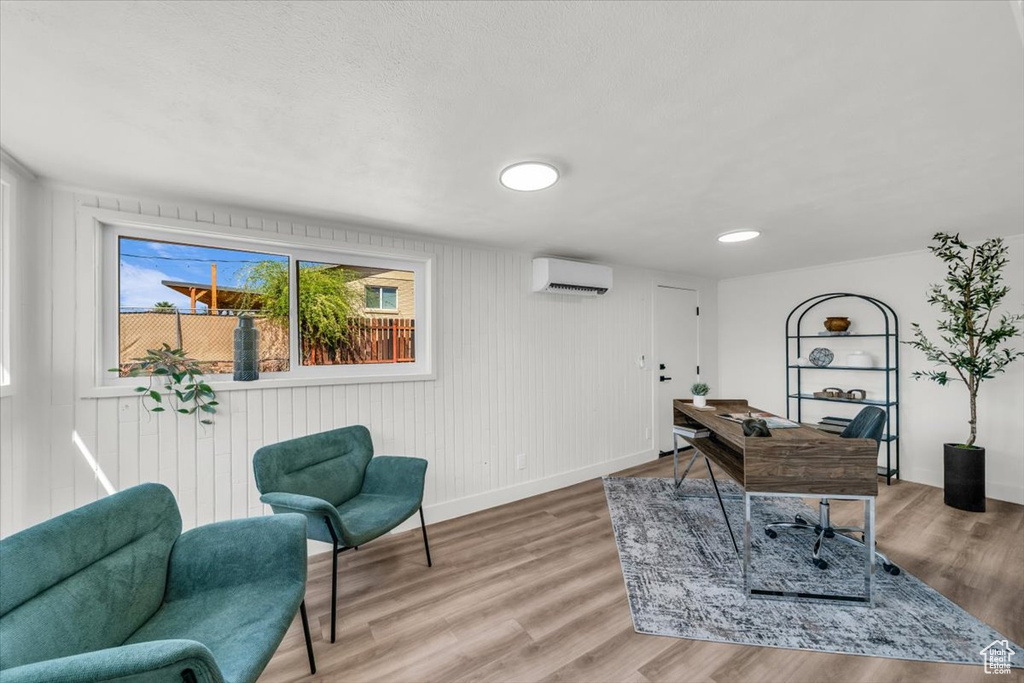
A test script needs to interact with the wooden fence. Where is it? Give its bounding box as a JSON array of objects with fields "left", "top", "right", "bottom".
[{"left": 304, "top": 318, "right": 415, "bottom": 365}]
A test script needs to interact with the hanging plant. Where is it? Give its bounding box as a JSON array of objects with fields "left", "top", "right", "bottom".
[{"left": 112, "top": 344, "right": 218, "bottom": 424}]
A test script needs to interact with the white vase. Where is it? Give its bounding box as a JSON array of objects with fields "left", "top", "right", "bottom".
[{"left": 693, "top": 395, "right": 707, "bottom": 408}]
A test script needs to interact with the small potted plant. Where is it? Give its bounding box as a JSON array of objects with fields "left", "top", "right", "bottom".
[
  {"left": 691, "top": 382, "right": 710, "bottom": 408},
  {"left": 905, "top": 233, "right": 1023, "bottom": 512},
  {"left": 114, "top": 344, "right": 219, "bottom": 425}
]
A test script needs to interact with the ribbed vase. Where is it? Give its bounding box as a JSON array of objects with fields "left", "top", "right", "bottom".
[{"left": 233, "top": 316, "right": 260, "bottom": 381}]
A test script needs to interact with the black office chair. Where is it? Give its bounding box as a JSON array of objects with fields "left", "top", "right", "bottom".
[{"left": 763, "top": 406, "right": 900, "bottom": 575}]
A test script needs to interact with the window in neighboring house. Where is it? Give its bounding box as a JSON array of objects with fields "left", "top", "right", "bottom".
[
  {"left": 116, "top": 236, "right": 290, "bottom": 376},
  {"left": 366, "top": 285, "right": 398, "bottom": 311}
]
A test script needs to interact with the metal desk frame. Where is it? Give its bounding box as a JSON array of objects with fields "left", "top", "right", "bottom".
[
  {"left": 744, "top": 491, "right": 875, "bottom": 606},
  {"left": 673, "top": 426, "right": 876, "bottom": 606}
]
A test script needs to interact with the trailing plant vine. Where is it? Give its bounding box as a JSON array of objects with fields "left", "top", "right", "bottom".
[
  {"left": 905, "top": 233, "right": 1023, "bottom": 447},
  {"left": 113, "top": 344, "right": 218, "bottom": 424}
]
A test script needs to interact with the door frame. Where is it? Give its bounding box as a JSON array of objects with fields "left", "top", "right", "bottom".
[{"left": 651, "top": 279, "right": 703, "bottom": 456}]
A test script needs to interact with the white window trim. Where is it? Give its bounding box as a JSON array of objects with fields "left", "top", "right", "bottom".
[
  {"left": 0, "top": 176, "right": 11, "bottom": 397},
  {"left": 79, "top": 207, "right": 435, "bottom": 398}
]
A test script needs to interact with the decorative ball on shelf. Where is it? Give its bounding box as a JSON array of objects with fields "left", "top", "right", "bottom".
[{"left": 809, "top": 347, "right": 834, "bottom": 367}]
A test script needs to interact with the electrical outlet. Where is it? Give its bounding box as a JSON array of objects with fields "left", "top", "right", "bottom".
[
  {"left": 516, "top": 453, "right": 526, "bottom": 470},
  {"left": 644, "top": 427, "right": 651, "bottom": 441}
]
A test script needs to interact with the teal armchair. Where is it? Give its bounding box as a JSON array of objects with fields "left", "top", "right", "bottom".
[
  {"left": 0, "top": 483, "right": 316, "bottom": 683},
  {"left": 254, "top": 425, "right": 431, "bottom": 643}
]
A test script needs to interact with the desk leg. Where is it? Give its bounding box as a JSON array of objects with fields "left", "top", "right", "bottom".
[
  {"left": 673, "top": 431, "right": 678, "bottom": 482},
  {"left": 865, "top": 497, "right": 876, "bottom": 607},
  {"left": 706, "top": 457, "right": 740, "bottom": 557},
  {"left": 744, "top": 493, "right": 752, "bottom": 597}
]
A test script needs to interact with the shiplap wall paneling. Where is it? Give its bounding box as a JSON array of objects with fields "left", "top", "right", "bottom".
[{"left": 0, "top": 182, "right": 717, "bottom": 538}]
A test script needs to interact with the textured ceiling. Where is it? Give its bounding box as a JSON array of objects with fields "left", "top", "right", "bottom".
[{"left": 1, "top": 0, "right": 1022, "bottom": 277}]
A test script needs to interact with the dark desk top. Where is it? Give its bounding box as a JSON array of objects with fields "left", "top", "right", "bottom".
[{"left": 674, "top": 399, "right": 878, "bottom": 497}]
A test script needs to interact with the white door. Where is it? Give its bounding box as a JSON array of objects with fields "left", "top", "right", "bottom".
[{"left": 654, "top": 286, "right": 700, "bottom": 453}]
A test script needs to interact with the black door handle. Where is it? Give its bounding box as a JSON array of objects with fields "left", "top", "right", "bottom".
[{"left": 660, "top": 375, "right": 672, "bottom": 382}]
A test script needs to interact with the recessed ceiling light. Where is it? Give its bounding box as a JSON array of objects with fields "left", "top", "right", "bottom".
[
  {"left": 500, "top": 162, "right": 559, "bottom": 191},
  {"left": 717, "top": 230, "right": 761, "bottom": 243}
]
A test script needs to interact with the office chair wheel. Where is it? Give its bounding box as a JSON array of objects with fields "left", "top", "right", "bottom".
[
  {"left": 765, "top": 528, "right": 778, "bottom": 539},
  {"left": 812, "top": 558, "right": 828, "bottom": 570},
  {"left": 795, "top": 515, "right": 809, "bottom": 525},
  {"left": 882, "top": 562, "right": 900, "bottom": 576}
]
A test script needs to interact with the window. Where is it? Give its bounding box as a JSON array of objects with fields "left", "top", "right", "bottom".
[
  {"left": 116, "top": 236, "right": 290, "bottom": 376},
  {"left": 297, "top": 261, "right": 414, "bottom": 366},
  {"left": 99, "top": 217, "right": 432, "bottom": 386},
  {"left": 365, "top": 285, "right": 398, "bottom": 311}
]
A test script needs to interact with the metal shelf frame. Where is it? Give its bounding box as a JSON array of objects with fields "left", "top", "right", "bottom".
[{"left": 785, "top": 293, "right": 900, "bottom": 484}]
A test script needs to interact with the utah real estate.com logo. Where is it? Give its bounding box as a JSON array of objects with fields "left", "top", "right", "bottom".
[{"left": 980, "top": 640, "right": 1015, "bottom": 675}]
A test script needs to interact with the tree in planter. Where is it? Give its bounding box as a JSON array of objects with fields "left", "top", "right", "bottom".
[
  {"left": 241, "top": 260, "right": 363, "bottom": 364},
  {"left": 905, "top": 233, "right": 1023, "bottom": 510}
]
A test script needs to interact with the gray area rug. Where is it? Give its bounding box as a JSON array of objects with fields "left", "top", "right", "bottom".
[{"left": 604, "top": 476, "right": 1022, "bottom": 667}]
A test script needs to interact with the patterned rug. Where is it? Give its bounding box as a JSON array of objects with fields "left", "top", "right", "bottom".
[{"left": 604, "top": 476, "right": 1022, "bottom": 667}]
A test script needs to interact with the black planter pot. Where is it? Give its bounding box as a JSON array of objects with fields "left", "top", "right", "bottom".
[{"left": 943, "top": 443, "right": 985, "bottom": 512}]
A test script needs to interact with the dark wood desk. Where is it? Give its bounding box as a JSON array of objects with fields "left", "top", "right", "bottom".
[
  {"left": 672, "top": 398, "right": 879, "bottom": 605},
  {"left": 674, "top": 399, "right": 878, "bottom": 497}
]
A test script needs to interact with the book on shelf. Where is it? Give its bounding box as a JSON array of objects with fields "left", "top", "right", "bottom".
[
  {"left": 815, "top": 422, "right": 846, "bottom": 434},
  {"left": 673, "top": 423, "right": 711, "bottom": 438},
  {"left": 819, "top": 416, "right": 853, "bottom": 426}
]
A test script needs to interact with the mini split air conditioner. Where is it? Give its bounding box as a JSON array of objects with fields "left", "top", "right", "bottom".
[{"left": 532, "top": 258, "right": 613, "bottom": 296}]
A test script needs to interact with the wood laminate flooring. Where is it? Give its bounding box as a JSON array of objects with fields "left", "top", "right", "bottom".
[{"left": 261, "top": 456, "right": 1024, "bottom": 683}]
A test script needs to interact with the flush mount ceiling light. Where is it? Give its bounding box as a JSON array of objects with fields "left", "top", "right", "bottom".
[
  {"left": 717, "top": 230, "right": 761, "bottom": 243},
  {"left": 499, "top": 162, "right": 559, "bottom": 191}
]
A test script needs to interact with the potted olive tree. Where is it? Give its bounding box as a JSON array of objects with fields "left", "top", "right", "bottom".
[{"left": 905, "top": 233, "right": 1023, "bottom": 512}]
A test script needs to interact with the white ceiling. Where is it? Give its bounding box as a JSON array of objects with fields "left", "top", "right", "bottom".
[{"left": 1, "top": 0, "right": 1022, "bottom": 278}]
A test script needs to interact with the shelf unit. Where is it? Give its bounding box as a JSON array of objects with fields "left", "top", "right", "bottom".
[{"left": 785, "top": 293, "right": 900, "bottom": 484}]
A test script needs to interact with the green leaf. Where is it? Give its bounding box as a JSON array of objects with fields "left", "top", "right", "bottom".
[
  {"left": 134, "top": 387, "right": 147, "bottom": 393},
  {"left": 149, "top": 390, "right": 163, "bottom": 403},
  {"left": 151, "top": 406, "right": 165, "bottom": 413}
]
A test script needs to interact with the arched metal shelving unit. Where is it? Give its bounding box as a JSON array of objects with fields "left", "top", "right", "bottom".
[{"left": 785, "top": 292, "right": 900, "bottom": 484}]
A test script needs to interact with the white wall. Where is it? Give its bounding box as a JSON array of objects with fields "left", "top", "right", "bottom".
[
  {"left": 0, "top": 171, "right": 719, "bottom": 538},
  {"left": 719, "top": 236, "right": 1024, "bottom": 504}
]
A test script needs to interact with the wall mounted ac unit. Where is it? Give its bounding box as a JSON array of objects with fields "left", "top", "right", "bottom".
[{"left": 532, "top": 258, "right": 613, "bottom": 296}]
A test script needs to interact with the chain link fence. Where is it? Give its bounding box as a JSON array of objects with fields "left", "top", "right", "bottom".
[
  {"left": 118, "top": 308, "right": 415, "bottom": 375},
  {"left": 118, "top": 308, "right": 289, "bottom": 375}
]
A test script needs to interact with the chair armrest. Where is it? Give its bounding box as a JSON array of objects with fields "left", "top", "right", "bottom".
[
  {"left": 164, "top": 515, "right": 307, "bottom": 602},
  {"left": 259, "top": 491, "right": 345, "bottom": 544},
  {"left": 361, "top": 456, "right": 427, "bottom": 502},
  {"left": 0, "top": 639, "right": 223, "bottom": 683}
]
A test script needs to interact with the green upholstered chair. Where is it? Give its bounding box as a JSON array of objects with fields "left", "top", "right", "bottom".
[
  {"left": 253, "top": 424, "right": 431, "bottom": 643},
  {"left": 0, "top": 483, "right": 316, "bottom": 683}
]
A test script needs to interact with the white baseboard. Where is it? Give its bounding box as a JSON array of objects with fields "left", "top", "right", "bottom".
[
  {"left": 305, "top": 448, "right": 657, "bottom": 555},
  {"left": 394, "top": 448, "right": 658, "bottom": 533},
  {"left": 897, "top": 468, "right": 1023, "bottom": 505}
]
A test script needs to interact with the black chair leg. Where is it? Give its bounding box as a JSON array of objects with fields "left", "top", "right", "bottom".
[
  {"left": 299, "top": 600, "right": 316, "bottom": 675},
  {"left": 419, "top": 506, "right": 432, "bottom": 567},
  {"left": 330, "top": 541, "right": 338, "bottom": 644}
]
